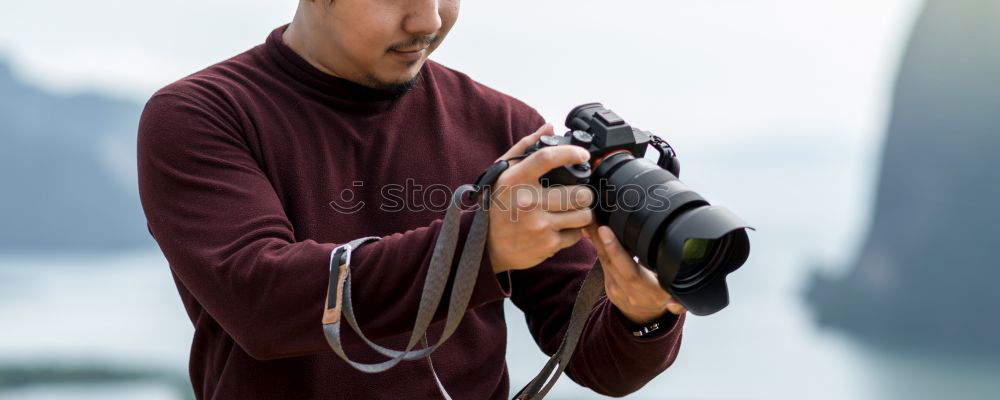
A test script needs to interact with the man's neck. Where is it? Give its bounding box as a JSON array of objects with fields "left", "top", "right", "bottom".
[{"left": 282, "top": 19, "right": 344, "bottom": 80}]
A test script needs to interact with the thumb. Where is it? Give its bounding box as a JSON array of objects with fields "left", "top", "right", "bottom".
[{"left": 496, "top": 123, "right": 554, "bottom": 162}]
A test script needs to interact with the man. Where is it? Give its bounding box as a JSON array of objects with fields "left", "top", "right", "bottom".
[{"left": 137, "top": 1, "right": 687, "bottom": 399}]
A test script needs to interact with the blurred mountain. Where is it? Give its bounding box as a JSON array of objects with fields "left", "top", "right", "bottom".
[
  {"left": 0, "top": 59, "right": 152, "bottom": 251},
  {"left": 806, "top": 0, "right": 1000, "bottom": 353}
]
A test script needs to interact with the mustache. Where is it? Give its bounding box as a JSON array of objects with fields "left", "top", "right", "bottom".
[{"left": 387, "top": 35, "right": 438, "bottom": 52}]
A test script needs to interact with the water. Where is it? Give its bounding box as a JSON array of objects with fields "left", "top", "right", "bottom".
[
  {"left": 0, "top": 251, "right": 192, "bottom": 367},
  {"left": 0, "top": 383, "right": 180, "bottom": 400}
]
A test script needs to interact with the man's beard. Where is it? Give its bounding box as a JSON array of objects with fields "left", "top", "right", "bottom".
[
  {"left": 359, "top": 71, "right": 422, "bottom": 99},
  {"left": 354, "top": 34, "right": 436, "bottom": 98}
]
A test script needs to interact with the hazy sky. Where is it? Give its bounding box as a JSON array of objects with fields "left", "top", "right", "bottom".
[{"left": 2, "top": 1, "right": 920, "bottom": 146}]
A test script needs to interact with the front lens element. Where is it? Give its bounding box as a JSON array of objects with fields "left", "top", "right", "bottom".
[
  {"left": 675, "top": 237, "right": 722, "bottom": 283},
  {"left": 681, "top": 238, "right": 714, "bottom": 267}
]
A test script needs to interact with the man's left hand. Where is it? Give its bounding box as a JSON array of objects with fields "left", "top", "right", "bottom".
[{"left": 583, "top": 224, "right": 688, "bottom": 324}]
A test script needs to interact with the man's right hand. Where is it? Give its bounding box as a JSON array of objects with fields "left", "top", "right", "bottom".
[{"left": 487, "top": 124, "right": 595, "bottom": 274}]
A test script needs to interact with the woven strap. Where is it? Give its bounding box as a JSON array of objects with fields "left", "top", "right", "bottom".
[{"left": 514, "top": 261, "right": 603, "bottom": 400}]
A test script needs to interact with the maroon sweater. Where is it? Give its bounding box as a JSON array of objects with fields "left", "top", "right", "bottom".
[{"left": 137, "top": 26, "right": 684, "bottom": 400}]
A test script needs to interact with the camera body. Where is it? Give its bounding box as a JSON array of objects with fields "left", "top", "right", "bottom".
[
  {"left": 523, "top": 103, "right": 752, "bottom": 316},
  {"left": 525, "top": 103, "right": 680, "bottom": 186}
]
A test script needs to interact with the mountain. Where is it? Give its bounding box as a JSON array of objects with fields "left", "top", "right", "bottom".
[
  {"left": 0, "top": 60, "right": 152, "bottom": 251},
  {"left": 806, "top": 0, "right": 1000, "bottom": 353}
]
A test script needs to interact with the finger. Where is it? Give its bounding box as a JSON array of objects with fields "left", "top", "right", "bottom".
[
  {"left": 547, "top": 209, "right": 593, "bottom": 231},
  {"left": 636, "top": 266, "right": 673, "bottom": 303},
  {"left": 583, "top": 224, "right": 606, "bottom": 257},
  {"left": 502, "top": 145, "right": 590, "bottom": 186},
  {"left": 497, "top": 123, "right": 554, "bottom": 162},
  {"left": 542, "top": 185, "right": 594, "bottom": 211},
  {"left": 596, "top": 226, "right": 643, "bottom": 282},
  {"left": 667, "top": 302, "right": 687, "bottom": 315},
  {"left": 588, "top": 225, "right": 630, "bottom": 286},
  {"left": 556, "top": 229, "right": 583, "bottom": 250},
  {"left": 583, "top": 224, "right": 619, "bottom": 280},
  {"left": 594, "top": 227, "right": 675, "bottom": 317}
]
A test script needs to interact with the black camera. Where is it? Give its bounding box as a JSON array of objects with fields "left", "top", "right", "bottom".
[{"left": 524, "top": 103, "right": 752, "bottom": 316}]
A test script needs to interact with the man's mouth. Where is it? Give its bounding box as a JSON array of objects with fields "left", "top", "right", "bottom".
[
  {"left": 387, "top": 35, "right": 436, "bottom": 63},
  {"left": 390, "top": 46, "right": 429, "bottom": 54},
  {"left": 388, "top": 47, "right": 429, "bottom": 62}
]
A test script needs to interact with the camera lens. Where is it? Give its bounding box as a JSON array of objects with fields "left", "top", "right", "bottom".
[
  {"left": 680, "top": 238, "right": 715, "bottom": 269},
  {"left": 591, "top": 151, "right": 750, "bottom": 316},
  {"left": 673, "top": 235, "right": 730, "bottom": 288}
]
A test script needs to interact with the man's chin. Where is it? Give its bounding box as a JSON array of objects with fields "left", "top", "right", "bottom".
[{"left": 363, "top": 66, "right": 424, "bottom": 97}]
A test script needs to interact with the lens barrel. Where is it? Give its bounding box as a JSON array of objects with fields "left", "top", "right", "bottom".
[{"left": 590, "top": 149, "right": 751, "bottom": 316}]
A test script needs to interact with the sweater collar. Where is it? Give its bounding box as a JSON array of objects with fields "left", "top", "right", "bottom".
[{"left": 264, "top": 24, "right": 425, "bottom": 103}]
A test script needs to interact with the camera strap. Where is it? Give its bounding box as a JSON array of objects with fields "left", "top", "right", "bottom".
[{"left": 322, "top": 159, "right": 604, "bottom": 400}]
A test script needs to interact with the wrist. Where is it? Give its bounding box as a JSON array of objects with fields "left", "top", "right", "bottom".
[
  {"left": 613, "top": 306, "right": 679, "bottom": 339},
  {"left": 618, "top": 306, "right": 670, "bottom": 325},
  {"left": 488, "top": 250, "right": 509, "bottom": 274}
]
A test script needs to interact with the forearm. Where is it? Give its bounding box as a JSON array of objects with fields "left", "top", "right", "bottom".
[
  {"left": 564, "top": 297, "right": 685, "bottom": 396},
  {"left": 157, "top": 210, "right": 508, "bottom": 360},
  {"left": 163, "top": 236, "right": 334, "bottom": 360}
]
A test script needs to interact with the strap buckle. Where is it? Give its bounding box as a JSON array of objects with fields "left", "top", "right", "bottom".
[
  {"left": 330, "top": 236, "right": 381, "bottom": 272},
  {"left": 325, "top": 237, "right": 381, "bottom": 324},
  {"left": 330, "top": 243, "right": 353, "bottom": 272},
  {"left": 472, "top": 159, "right": 510, "bottom": 196}
]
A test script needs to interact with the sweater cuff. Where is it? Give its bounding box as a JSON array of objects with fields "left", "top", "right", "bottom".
[{"left": 610, "top": 302, "right": 685, "bottom": 343}]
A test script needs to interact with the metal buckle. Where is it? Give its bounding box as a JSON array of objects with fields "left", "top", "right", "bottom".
[
  {"left": 330, "top": 243, "right": 353, "bottom": 272},
  {"left": 330, "top": 237, "right": 382, "bottom": 272}
]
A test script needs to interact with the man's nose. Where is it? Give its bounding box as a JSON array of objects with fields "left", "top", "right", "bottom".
[{"left": 403, "top": 0, "right": 443, "bottom": 37}]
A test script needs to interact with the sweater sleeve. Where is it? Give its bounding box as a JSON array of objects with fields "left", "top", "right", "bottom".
[
  {"left": 507, "top": 106, "right": 685, "bottom": 397},
  {"left": 137, "top": 92, "right": 510, "bottom": 361}
]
